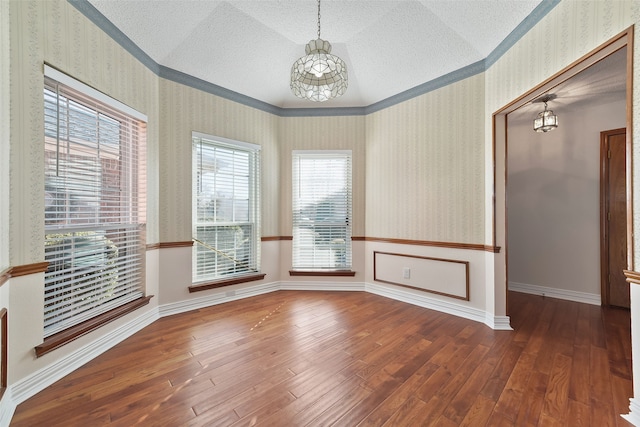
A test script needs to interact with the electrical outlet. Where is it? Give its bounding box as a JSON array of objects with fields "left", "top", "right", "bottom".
[{"left": 403, "top": 268, "right": 411, "bottom": 279}]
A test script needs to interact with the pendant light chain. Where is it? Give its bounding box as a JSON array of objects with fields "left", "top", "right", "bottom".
[
  {"left": 317, "top": 0, "right": 321, "bottom": 39},
  {"left": 290, "top": 0, "right": 348, "bottom": 102}
]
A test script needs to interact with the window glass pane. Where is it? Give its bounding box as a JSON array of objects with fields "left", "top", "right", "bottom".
[
  {"left": 292, "top": 151, "right": 352, "bottom": 270},
  {"left": 43, "top": 75, "right": 146, "bottom": 338},
  {"left": 192, "top": 135, "right": 260, "bottom": 281}
]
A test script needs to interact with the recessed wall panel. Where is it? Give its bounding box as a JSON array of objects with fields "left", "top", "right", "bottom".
[{"left": 373, "top": 251, "right": 469, "bottom": 300}]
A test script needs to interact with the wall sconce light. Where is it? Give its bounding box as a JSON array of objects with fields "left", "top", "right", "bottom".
[{"left": 533, "top": 94, "right": 558, "bottom": 133}]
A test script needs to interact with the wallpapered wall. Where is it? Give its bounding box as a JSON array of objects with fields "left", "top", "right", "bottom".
[
  {"left": 4, "top": 0, "right": 363, "bottom": 249},
  {"left": 159, "top": 78, "right": 280, "bottom": 241},
  {"left": 7, "top": 0, "right": 160, "bottom": 265},
  {"left": 0, "top": 0, "right": 10, "bottom": 271},
  {"left": 487, "top": 1, "right": 635, "bottom": 109},
  {"left": 151, "top": 82, "right": 366, "bottom": 242},
  {"left": 278, "top": 116, "right": 367, "bottom": 237},
  {"left": 3, "top": 0, "right": 164, "bottom": 384},
  {"left": 365, "top": 73, "right": 486, "bottom": 244}
]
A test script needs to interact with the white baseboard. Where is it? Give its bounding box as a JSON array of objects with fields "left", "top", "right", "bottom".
[
  {"left": 159, "top": 281, "right": 280, "bottom": 317},
  {"left": 1, "top": 307, "right": 160, "bottom": 426},
  {"left": 622, "top": 397, "right": 640, "bottom": 426},
  {"left": 280, "top": 281, "right": 365, "bottom": 292},
  {"left": 486, "top": 315, "right": 513, "bottom": 331},
  {"left": 509, "top": 281, "right": 601, "bottom": 306},
  {"left": 365, "top": 282, "right": 489, "bottom": 326},
  {"left": 0, "top": 393, "right": 14, "bottom": 427}
]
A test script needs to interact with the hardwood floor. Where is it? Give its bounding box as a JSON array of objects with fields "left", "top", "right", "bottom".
[{"left": 11, "top": 291, "right": 633, "bottom": 426}]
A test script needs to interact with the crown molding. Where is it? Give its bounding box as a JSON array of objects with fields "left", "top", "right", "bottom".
[{"left": 68, "top": 0, "right": 560, "bottom": 117}]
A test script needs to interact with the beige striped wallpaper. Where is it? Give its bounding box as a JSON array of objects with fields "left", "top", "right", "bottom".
[
  {"left": 636, "top": 25, "right": 640, "bottom": 270},
  {"left": 0, "top": 0, "right": 9, "bottom": 271},
  {"left": 278, "top": 116, "right": 366, "bottom": 237},
  {"left": 7, "top": 0, "right": 159, "bottom": 265},
  {"left": 159, "top": 78, "right": 280, "bottom": 240},
  {"left": 365, "top": 73, "right": 486, "bottom": 244}
]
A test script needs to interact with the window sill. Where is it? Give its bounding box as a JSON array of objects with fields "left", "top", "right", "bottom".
[
  {"left": 289, "top": 270, "right": 356, "bottom": 277},
  {"left": 189, "top": 272, "right": 266, "bottom": 293},
  {"left": 35, "top": 295, "right": 153, "bottom": 358}
]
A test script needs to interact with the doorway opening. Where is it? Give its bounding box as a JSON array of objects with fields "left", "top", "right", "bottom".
[{"left": 492, "top": 27, "right": 633, "bottom": 313}]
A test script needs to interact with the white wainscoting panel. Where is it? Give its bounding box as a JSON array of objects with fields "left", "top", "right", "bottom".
[{"left": 374, "top": 251, "right": 469, "bottom": 300}]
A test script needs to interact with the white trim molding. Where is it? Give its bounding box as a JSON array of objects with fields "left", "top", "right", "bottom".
[
  {"left": 159, "top": 281, "right": 280, "bottom": 317},
  {"left": 486, "top": 315, "right": 513, "bottom": 331},
  {"left": 622, "top": 397, "right": 640, "bottom": 426},
  {"left": 1, "top": 307, "right": 159, "bottom": 426},
  {"left": 280, "top": 281, "right": 365, "bottom": 292},
  {"left": 44, "top": 64, "right": 147, "bottom": 122},
  {"left": 365, "top": 282, "right": 490, "bottom": 327},
  {"left": 0, "top": 393, "right": 13, "bottom": 427},
  {"left": 509, "top": 281, "right": 601, "bottom": 306},
  {"left": 69, "top": 0, "right": 560, "bottom": 116}
]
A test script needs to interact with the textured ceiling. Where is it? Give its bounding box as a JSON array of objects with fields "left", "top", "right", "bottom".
[{"left": 88, "top": 0, "right": 542, "bottom": 108}]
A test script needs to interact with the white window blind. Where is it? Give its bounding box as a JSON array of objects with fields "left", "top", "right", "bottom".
[
  {"left": 44, "top": 70, "right": 147, "bottom": 338},
  {"left": 192, "top": 134, "right": 260, "bottom": 281},
  {"left": 292, "top": 150, "right": 352, "bottom": 270}
]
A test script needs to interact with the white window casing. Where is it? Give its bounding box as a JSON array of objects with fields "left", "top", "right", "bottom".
[
  {"left": 44, "top": 67, "right": 147, "bottom": 338},
  {"left": 292, "top": 150, "right": 352, "bottom": 270},
  {"left": 192, "top": 133, "right": 261, "bottom": 282}
]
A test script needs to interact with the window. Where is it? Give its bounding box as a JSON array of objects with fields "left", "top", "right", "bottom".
[
  {"left": 292, "top": 150, "right": 352, "bottom": 270},
  {"left": 44, "top": 66, "right": 147, "bottom": 338},
  {"left": 192, "top": 133, "right": 261, "bottom": 282}
]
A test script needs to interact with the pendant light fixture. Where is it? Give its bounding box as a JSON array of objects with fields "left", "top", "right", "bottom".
[
  {"left": 532, "top": 94, "right": 558, "bottom": 133},
  {"left": 290, "top": 0, "right": 348, "bottom": 102}
]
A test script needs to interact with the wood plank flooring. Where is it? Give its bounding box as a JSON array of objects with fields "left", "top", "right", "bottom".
[{"left": 11, "top": 291, "right": 633, "bottom": 426}]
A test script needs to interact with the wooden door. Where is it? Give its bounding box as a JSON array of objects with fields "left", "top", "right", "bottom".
[{"left": 601, "top": 128, "right": 628, "bottom": 308}]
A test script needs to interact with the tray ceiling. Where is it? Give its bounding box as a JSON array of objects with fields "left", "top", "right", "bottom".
[{"left": 88, "top": 0, "right": 543, "bottom": 108}]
